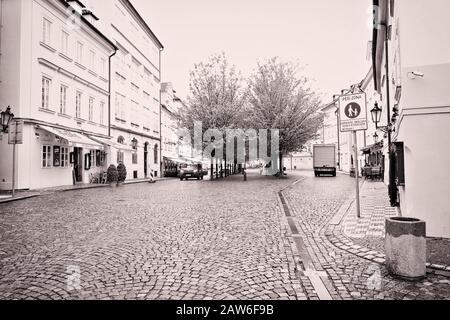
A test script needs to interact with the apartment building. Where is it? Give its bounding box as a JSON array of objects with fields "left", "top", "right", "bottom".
[
  {"left": 81, "top": 0, "right": 164, "bottom": 179},
  {"left": 0, "top": 0, "right": 116, "bottom": 189}
]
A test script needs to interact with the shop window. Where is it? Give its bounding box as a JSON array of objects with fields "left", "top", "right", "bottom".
[
  {"left": 90, "top": 150, "right": 97, "bottom": 167},
  {"left": 85, "top": 153, "right": 91, "bottom": 171},
  {"left": 61, "top": 147, "right": 69, "bottom": 167},
  {"left": 42, "top": 145, "right": 52, "bottom": 168}
]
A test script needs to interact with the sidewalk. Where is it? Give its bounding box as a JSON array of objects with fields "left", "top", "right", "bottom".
[
  {"left": 326, "top": 180, "right": 450, "bottom": 273},
  {"left": 0, "top": 177, "right": 169, "bottom": 204}
]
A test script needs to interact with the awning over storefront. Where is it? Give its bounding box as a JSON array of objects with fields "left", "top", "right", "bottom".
[
  {"left": 38, "top": 125, "right": 104, "bottom": 150},
  {"left": 88, "top": 135, "right": 134, "bottom": 152},
  {"left": 361, "top": 141, "right": 384, "bottom": 155}
]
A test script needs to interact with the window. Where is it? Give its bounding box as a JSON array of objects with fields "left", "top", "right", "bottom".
[
  {"left": 115, "top": 92, "right": 126, "bottom": 120},
  {"left": 76, "top": 41, "right": 83, "bottom": 64},
  {"left": 41, "top": 76, "right": 51, "bottom": 110},
  {"left": 117, "top": 151, "right": 124, "bottom": 164},
  {"left": 131, "top": 83, "right": 139, "bottom": 94},
  {"left": 90, "top": 150, "right": 97, "bottom": 167},
  {"left": 154, "top": 144, "right": 158, "bottom": 164},
  {"left": 60, "top": 84, "right": 67, "bottom": 114},
  {"left": 89, "top": 50, "right": 95, "bottom": 71},
  {"left": 89, "top": 97, "right": 94, "bottom": 121},
  {"left": 76, "top": 91, "right": 82, "bottom": 118},
  {"left": 132, "top": 153, "right": 138, "bottom": 164},
  {"left": 61, "top": 31, "right": 69, "bottom": 55},
  {"left": 42, "top": 18, "right": 52, "bottom": 45},
  {"left": 42, "top": 145, "right": 52, "bottom": 168},
  {"left": 99, "top": 101, "right": 105, "bottom": 125},
  {"left": 61, "top": 147, "right": 69, "bottom": 167},
  {"left": 100, "top": 58, "right": 106, "bottom": 77}
]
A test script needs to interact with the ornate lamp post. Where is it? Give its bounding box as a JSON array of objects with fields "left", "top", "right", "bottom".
[
  {"left": 373, "top": 132, "right": 379, "bottom": 144},
  {"left": 1, "top": 106, "right": 14, "bottom": 133}
]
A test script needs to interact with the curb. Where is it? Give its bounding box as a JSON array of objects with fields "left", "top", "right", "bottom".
[
  {"left": 324, "top": 194, "right": 450, "bottom": 274},
  {"left": 0, "top": 194, "right": 40, "bottom": 204}
]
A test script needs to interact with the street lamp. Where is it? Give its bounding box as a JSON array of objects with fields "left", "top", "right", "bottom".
[
  {"left": 370, "top": 102, "right": 382, "bottom": 127},
  {"left": 373, "top": 132, "right": 379, "bottom": 143},
  {"left": 1, "top": 106, "right": 14, "bottom": 133}
]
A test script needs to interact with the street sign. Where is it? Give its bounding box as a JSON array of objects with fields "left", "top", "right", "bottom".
[
  {"left": 8, "top": 120, "right": 23, "bottom": 145},
  {"left": 339, "top": 93, "right": 368, "bottom": 132}
]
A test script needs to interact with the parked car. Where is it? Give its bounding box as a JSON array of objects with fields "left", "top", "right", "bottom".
[{"left": 179, "top": 164, "right": 204, "bottom": 181}]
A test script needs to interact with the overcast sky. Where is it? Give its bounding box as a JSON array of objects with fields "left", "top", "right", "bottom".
[{"left": 132, "top": 0, "right": 373, "bottom": 102}]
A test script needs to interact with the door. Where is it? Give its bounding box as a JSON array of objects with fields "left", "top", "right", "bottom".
[
  {"left": 144, "top": 143, "right": 148, "bottom": 177},
  {"left": 73, "top": 147, "right": 83, "bottom": 182}
]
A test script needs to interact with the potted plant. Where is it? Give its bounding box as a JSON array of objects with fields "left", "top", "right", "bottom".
[
  {"left": 107, "top": 164, "right": 118, "bottom": 187},
  {"left": 117, "top": 163, "right": 127, "bottom": 186}
]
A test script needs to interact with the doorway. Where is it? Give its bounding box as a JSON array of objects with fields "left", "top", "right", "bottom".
[
  {"left": 73, "top": 147, "right": 83, "bottom": 182},
  {"left": 144, "top": 143, "right": 148, "bottom": 178}
]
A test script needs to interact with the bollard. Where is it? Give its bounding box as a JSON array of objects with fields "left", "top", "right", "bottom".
[
  {"left": 243, "top": 171, "right": 247, "bottom": 181},
  {"left": 385, "top": 217, "right": 426, "bottom": 280}
]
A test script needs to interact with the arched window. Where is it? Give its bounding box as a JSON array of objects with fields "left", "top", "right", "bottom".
[
  {"left": 117, "top": 136, "right": 125, "bottom": 144},
  {"left": 154, "top": 144, "right": 158, "bottom": 164}
]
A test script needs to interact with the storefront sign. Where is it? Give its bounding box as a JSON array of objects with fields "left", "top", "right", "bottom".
[
  {"left": 8, "top": 120, "right": 24, "bottom": 144},
  {"left": 339, "top": 93, "right": 368, "bottom": 132}
]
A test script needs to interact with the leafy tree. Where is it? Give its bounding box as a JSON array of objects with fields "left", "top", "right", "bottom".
[
  {"left": 246, "top": 57, "right": 324, "bottom": 175},
  {"left": 177, "top": 53, "right": 246, "bottom": 177}
]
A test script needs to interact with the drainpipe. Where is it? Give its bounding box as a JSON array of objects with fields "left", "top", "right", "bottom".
[
  {"left": 108, "top": 49, "right": 117, "bottom": 137},
  {"left": 159, "top": 48, "right": 163, "bottom": 177}
]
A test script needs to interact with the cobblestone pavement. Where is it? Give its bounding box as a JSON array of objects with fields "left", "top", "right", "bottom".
[
  {"left": 1, "top": 170, "right": 449, "bottom": 300},
  {"left": 0, "top": 171, "right": 303, "bottom": 300},
  {"left": 284, "top": 172, "right": 450, "bottom": 300}
]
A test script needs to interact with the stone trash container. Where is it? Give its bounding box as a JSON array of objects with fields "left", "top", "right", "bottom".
[{"left": 385, "top": 217, "right": 426, "bottom": 280}]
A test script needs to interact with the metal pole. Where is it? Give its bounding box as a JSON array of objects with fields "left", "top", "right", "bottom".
[
  {"left": 354, "top": 131, "right": 361, "bottom": 218},
  {"left": 11, "top": 122, "right": 17, "bottom": 197},
  {"left": 336, "top": 109, "right": 341, "bottom": 170}
]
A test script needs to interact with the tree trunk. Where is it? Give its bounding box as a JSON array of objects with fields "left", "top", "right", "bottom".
[{"left": 279, "top": 152, "right": 283, "bottom": 176}]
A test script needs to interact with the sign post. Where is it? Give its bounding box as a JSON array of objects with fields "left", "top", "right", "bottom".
[
  {"left": 8, "top": 120, "right": 23, "bottom": 197},
  {"left": 339, "top": 93, "right": 367, "bottom": 219}
]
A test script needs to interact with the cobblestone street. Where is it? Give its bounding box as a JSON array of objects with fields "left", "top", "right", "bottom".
[{"left": 1, "top": 170, "right": 449, "bottom": 300}]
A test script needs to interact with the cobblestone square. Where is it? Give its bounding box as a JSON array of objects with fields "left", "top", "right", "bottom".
[{"left": 1, "top": 171, "right": 449, "bottom": 300}]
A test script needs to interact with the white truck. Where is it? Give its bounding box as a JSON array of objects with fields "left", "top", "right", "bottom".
[{"left": 313, "top": 144, "right": 336, "bottom": 177}]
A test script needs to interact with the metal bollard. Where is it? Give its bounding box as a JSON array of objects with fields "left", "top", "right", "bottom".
[{"left": 243, "top": 171, "right": 247, "bottom": 181}]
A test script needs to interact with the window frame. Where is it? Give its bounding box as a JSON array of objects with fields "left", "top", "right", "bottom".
[
  {"left": 75, "top": 90, "right": 82, "bottom": 119},
  {"left": 41, "top": 76, "right": 52, "bottom": 110},
  {"left": 59, "top": 84, "right": 68, "bottom": 114},
  {"left": 42, "top": 17, "right": 52, "bottom": 45},
  {"left": 88, "top": 96, "right": 94, "bottom": 122},
  {"left": 42, "top": 145, "right": 52, "bottom": 168},
  {"left": 76, "top": 41, "right": 84, "bottom": 64},
  {"left": 61, "top": 30, "right": 69, "bottom": 56}
]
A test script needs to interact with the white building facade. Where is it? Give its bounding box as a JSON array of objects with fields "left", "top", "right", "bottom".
[
  {"left": 0, "top": 0, "right": 116, "bottom": 190},
  {"left": 373, "top": 0, "right": 450, "bottom": 237},
  {"left": 81, "top": 0, "right": 164, "bottom": 179}
]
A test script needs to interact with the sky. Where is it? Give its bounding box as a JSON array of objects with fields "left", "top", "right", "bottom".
[{"left": 132, "top": 0, "right": 373, "bottom": 102}]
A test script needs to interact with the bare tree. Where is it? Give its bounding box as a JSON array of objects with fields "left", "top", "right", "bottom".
[
  {"left": 177, "top": 53, "right": 246, "bottom": 177},
  {"left": 246, "top": 57, "right": 324, "bottom": 175}
]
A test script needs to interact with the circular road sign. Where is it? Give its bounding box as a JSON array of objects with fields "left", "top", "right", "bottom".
[{"left": 344, "top": 102, "right": 361, "bottom": 119}]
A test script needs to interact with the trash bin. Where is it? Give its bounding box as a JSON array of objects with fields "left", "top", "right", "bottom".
[{"left": 385, "top": 217, "right": 426, "bottom": 280}]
